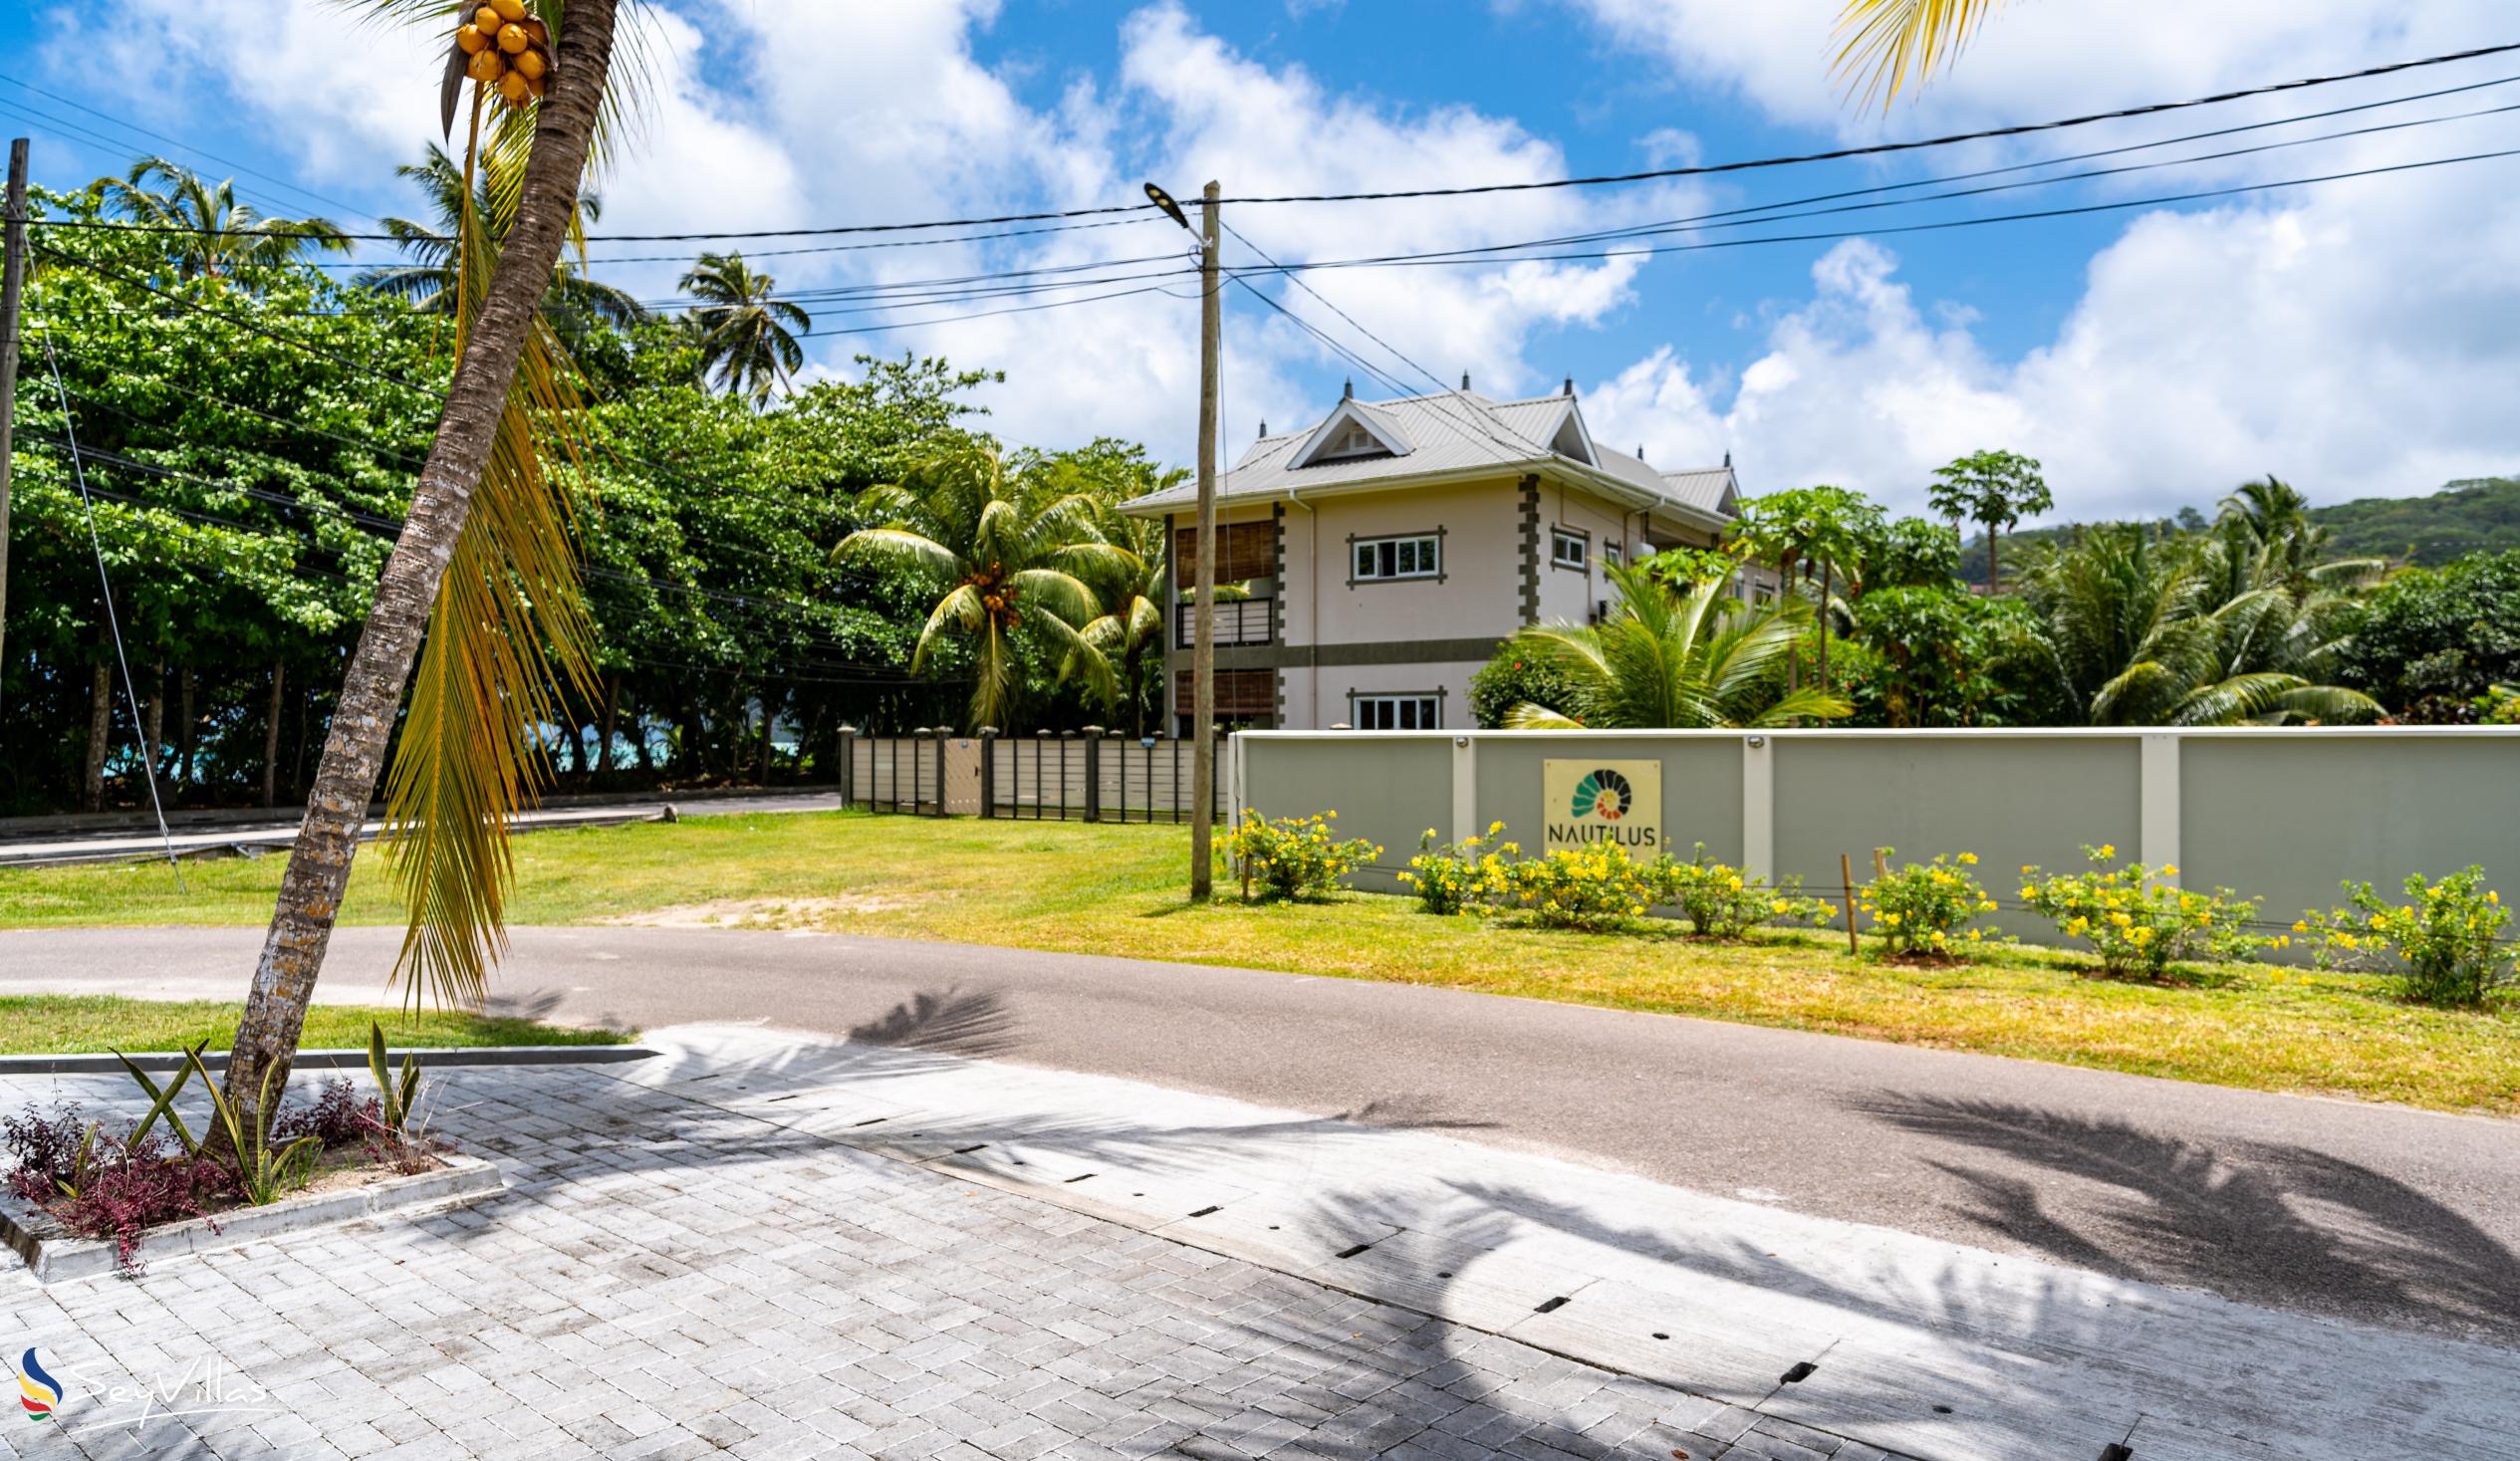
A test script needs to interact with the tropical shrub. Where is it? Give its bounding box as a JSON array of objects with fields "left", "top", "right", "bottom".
[
  {"left": 1498, "top": 845, "right": 1652, "bottom": 930},
  {"left": 1223, "top": 811, "right": 1381, "bottom": 901},
  {"left": 2299, "top": 866, "right": 2515, "bottom": 1007},
  {"left": 1646, "top": 845, "right": 1836, "bottom": 938},
  {"left": 1468, "top": 646, "right": 1581, "bottom": 729},
  {"left": 1400, "top": 822, "right": 1518, "bottom": 914},
  {"left": 274, "top": 1078, "right": 383, "bottom": 1148},
  {"left": 52, "top": 1133, "right": 231, "bottom": 1274},
  {"left": 2018, "top": 846, "right": 2272, "bottom": 977},
  {"left": 2, "top": 1103, "right": 93, "bottom": 1203},
  {"left": 1861, "top": 850, "right": 2001, "bottom": 958}
]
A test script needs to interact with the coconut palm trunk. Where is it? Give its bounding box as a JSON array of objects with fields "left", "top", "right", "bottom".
[{"left": 221, "top": 0, "right": 622, "bottom": 1122}]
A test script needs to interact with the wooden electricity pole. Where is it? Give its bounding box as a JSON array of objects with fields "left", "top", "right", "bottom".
[
  {"left": 0, "top": 138, "right": 29, "bottom": 688},
  {"left": 1189, "top": 179, "right": 1221, "bottom": 900}
]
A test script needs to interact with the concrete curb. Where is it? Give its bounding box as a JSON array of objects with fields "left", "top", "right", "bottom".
[
  {"left": 0, "top": 1045, "right": 660, "bottom": 1076},
  {"left": 0, "top": 1152, "right": 505, "bottom": 1283}
]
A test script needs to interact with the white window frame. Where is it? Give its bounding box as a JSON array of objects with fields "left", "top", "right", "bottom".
[
  {"left": 1352, "top": 532, "right": 1442, "bottom": 584},
  {"left": 1353, "top": 693, "right": 1441, "bottom": 731},
  {"left": 1550, "top": 527, "right": 1589, "bottom": 571},
  {"left": 1602, "top": 540, "right": 1623, "bottom": 568}
]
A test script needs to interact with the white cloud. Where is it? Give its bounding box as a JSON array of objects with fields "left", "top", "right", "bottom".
[{"left": 1566, "top": 0, "right": 2520, "bottom": 513}]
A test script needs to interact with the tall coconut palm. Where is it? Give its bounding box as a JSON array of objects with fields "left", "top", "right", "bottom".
[
  {"left": 2021, "top": 524, "right": 2379, "bottom": 725},
  {"left": 2215, "top": 476, "right": 2386, "bottom": 596},
  {"left": 1072, "top": 511, "right": 1173, "bottom": 738},
  {"left": 358, "top": 143, "right": 647, "bottom": 353},
  {"left": 835, "top": 445, "right": 1132, "bottom": 731},
  {"left": 681, "top": 251, "right": 811, "bottom": 402},
  {"left": 99, "top": 157, "right": 352, "bottom": 279},
  {"left": 1502, "top": 564, "right": 1851, "bottom": 729},
  {"left": 222, "top": 0, "right": 630, "bottom": 1131}
]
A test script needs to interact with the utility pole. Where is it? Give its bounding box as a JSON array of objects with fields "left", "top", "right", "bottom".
[
  {"left": 1189, "top": 180, "right": 1221, "bottom": 901},
  {"left": 0, "top": 138, "right": 27, "bottom": 688}
]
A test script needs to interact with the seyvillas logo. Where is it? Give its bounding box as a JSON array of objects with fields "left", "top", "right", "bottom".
[{"left": 15, "top": 1347, "right": 62, "bottom": 1422}]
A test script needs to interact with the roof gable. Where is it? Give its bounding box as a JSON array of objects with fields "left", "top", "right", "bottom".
[
  {"left": 1289, "top": 397, "right": 1414, "bottom": 469},
  {"left": 1543, "top": 399, "right": 1597, "bottom": 466}
]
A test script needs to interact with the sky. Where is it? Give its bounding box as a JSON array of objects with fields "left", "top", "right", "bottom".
[{"left": 5, "top": 0, "right": 2519, "bottom": 522}]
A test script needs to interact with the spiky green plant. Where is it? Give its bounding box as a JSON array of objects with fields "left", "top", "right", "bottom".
[
  {"left": 1502, "top": 563, "right": 1851, "bottom": 729},
  {"left": 834, "top": 446, "right": 1132, "bottom": 730},
  {"left": 187, "top": 1049, "right": 322, "bottom": 1205},
  {"left": 367, "top": 1020, "right": 426, "bottom": 1135}
]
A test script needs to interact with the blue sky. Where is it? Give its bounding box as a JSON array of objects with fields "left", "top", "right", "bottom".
[{"left": 8, "top": 1, "right": 2520, "bottom": 520}]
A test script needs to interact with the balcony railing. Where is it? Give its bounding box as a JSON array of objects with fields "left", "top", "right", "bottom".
[{"left": 1175, "top": 595, "right": 1274, "bottom": 648}]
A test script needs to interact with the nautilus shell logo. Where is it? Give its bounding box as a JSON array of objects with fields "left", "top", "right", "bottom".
[
  {"left": 1569, "top": 768, "right": 1633, "bottom": 821},
  {"left": 15, "top": 1347, "right": 62, "bottom": 1421}
]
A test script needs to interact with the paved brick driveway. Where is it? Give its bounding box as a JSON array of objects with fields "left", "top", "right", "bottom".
[{"left": 0, "top": 1059, "right": 1900, "bottom": 1461}]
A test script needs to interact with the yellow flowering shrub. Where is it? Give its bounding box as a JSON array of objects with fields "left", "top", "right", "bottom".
[
  {"left": 1859, "top": 848, "right": 2002, "bottom": 959},
  {"left": 1401, "top": 822, "right": 1518, "bottom": 915},
  {"left": 1222, "top": 810, "right": 1380, "bottom": 902},
  {"left": 1646, "top": 844, "right": 1837, "bottom": 939},
  {"left": 2300, "top": 866, "right": 2515, "bottom": 1008},
  {"left": 2019, "top": 847, "right": 2270, "bottom": 978},
  {"left": 1499, "top": 845, "right": 1652, "bottom": 931}
]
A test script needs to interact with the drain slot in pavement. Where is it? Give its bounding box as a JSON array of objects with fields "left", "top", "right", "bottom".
[
  {"left": 1533, "top": 1296, "right": 1572, "bottom": 1315},
  {"left": 1187, "top": 1206, "right": 1220, "bottom": 1217},
  {"left": 1063, "top": 1173, "right": 1095, "bottom": 1184},
  {"left": 952, "top": 1144, "right": 987, "bottom": 1155},
  {"left": 764, "top": 1094, "right": 801, "bottom": 1103},
  {"left": 1779, "top": 1361, "right": 1818, "bottom": 1384},
  {"left": 851, "top": 1117, "right": 887, "bottom": 1127},
  {"left": 1333, "top": 1243, "right": 1375, "bottom": 1260}
]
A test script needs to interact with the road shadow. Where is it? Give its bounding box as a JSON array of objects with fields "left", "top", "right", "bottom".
[
  {"left": 1847, "top": 1093, "right": 2520, "bottom": 1344},
  {"left": 845, "top": 985, "right": 1018, "bottom": 1059}
]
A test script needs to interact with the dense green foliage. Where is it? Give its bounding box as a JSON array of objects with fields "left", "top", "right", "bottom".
[
  {"left": 0, "top": 169, "right": 1169, "bottom": 817},
  {"left": 2332, "top": 550, "right": 2520, "bottom": 717}
]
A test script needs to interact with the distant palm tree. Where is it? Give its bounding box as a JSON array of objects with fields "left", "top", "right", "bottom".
[
  {"left": 2022, "top": 524, "right": 2378, "bottom": 725},
  {"left": 99, "top": 156, "right": 351, "bottom": 279},
  {"left": 834, "top": 445, "right": 1133, "bottom": 730},
  {"left": 1073, "top": 510, "right": 1176, "bottom": 738},
  {"left": 2215, "top": 476, "right": 2386, "bottom": 596},
  {"left": 681, "top": 251, "right": 810, "bottom": 401},
  {"left": 1502, "top": 564, "right": 1850, "bottom": 729},
  {"left": 358, "top": 144, "right": 646, "bottom": 351}
]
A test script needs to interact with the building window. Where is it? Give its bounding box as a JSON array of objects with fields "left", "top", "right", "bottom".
[
  {"left": 1353, "top": 532, "right": 1440, "bottom": 582},
  {"left": 1551, "top": 527, "right": 1588, "bottom": 570},
  {"left": 1603, "top": 540, "right": 1623, "bottom": 568},
  {"left": 1353, "top": 693, "right": 1440, "bottom": 730}
]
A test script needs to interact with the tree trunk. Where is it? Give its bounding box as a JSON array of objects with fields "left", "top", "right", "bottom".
[
  {"left": 630, "top": 686, "right": 654, "bottom": 774},
  {"left": 1817, "top": 561, "right": 1832, "bottom": 696},
  {"left": 1986, "top": 526, "right": 2000, "bottom": 597},
  {"left": 221, "top": 0, "right": 625, "bottom": 1126},
  {"left": 261, "top": 660, "right": 283, "bottom": 810},
  {"left": 176, "top": 666, "right": 196, "bottom": 795},
  {"left": 82, "top": 658, "right": 110, "bottom": 813},
  {"left": 597, "top": 673, "right": 619, "bottom": 776},
  {"left": 142, "top": 661, "right": 163, "bottom": 792}
]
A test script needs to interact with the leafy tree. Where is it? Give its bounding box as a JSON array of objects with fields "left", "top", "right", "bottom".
[
  {"left": 681, "top": 251, "right": 811, "bottom": 402},
  {"left": 1468, "top": 642, "right": 1582, "bottom": 729},
  {"left": 97, "top": 157, "right": 351, "bottom": 279},
  {"left": 1863, "top": 516, "right": 1962, "bottom": 590},
  {"left": 1846, "top": 587, "right": 2038, "bottom": 726},
  {"left": 834, "top": 445, "right": 1134, "bottom": 731},
  {"left": 1499, "top": 564, "right": 1849, "bottom": 729},
  {"left": 358, "top": 144, "right": 646, "bottom": 364},
  {"left": 2334, "top": 550, "right": 2520, "bottom": 715},
  {"left": 1729, "top": 484, "right": 1881, "bottom": 694},
  {"left": 1927, "top": 448, "right": 2051, "bottom": 594}
]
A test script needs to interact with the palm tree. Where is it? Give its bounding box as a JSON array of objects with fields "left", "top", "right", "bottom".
[
  {"left": 2021, "top": 524, "right": 2379, "bottom": 725},
  {"left": 681, "top": 251, "right": 811, "bottom": 402},
  {"left": 1833, "top": 0, "right": 2010, "bottom": 105},
  {"left": 1502, "top": 564, "right": 1851, "bottom": 729},
  {"left": 835, "top": 445, "right": 1134, "bottom": 730},
  {"left": 2215, "top": 476, "right": 2385, "bottom": 596},
  {"left": 99, "top": 157, "right": 351, "bottom": 278},
  {"left": 222, "top": 0, "right": 630, "bottom": 1130},
  {"left": 1073, "top": 510, "right": 1180, "bottom": 738},
  {"left": 1928, "top": 448, "right": 2052, "bottom": 595},
  {"left": 358, "top": 144, "right": 646, "bottom": 354}
]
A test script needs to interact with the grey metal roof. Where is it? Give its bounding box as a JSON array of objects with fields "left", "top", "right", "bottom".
[{"left": 1120, "top": 388, "right": 1736, "bottom": 527}]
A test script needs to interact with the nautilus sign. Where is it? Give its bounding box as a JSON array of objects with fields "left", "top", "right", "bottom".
[{"left": 1542, "top": 759, "right": 1663, "bottom": 850}]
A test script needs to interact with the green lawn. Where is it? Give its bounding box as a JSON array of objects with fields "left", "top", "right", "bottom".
[
  {"left": 0, "top": 995, "right": 632, "bottom": 1057},
  {"left": 2, "top": 809, "right": 2512, "bottom": 1112}
]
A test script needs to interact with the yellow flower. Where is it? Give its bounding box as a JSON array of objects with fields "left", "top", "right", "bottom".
[
  {"left": 2021, "top": 864, "right": 2037, "bottom": 874},
  {"left": 1882, "top": 912, "right": 1901, "bottom": 927},
  {"left": 2109, "top": 912, "right": 2132, "bottom": 928},
  {"left": 1957, "top": 852, "right": 1978, "bottom": 865},
  {"left": 2293, "top": 919, "right": 2308, "bottom": 933},
  {"left": 1424, "top": 828, "right": 1439, "bottom": 841},
  {"left": 2275, "top": 935, "right": 2291, "bottom": 949},
  {"left": 2098, "top": 845, "right": 2117, "bottom": 859}
]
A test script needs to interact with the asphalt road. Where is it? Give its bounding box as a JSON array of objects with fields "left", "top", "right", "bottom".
[{"left": 7, "top": 922, "right": 2518, "bottom": 1347}]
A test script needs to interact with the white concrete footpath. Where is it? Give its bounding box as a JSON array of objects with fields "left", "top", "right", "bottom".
[
  {"left": 3, "top": 1024, "right": 2513, "bottom": 1460},
  {"left": 620, "top": 1025, "right": 2519, "bottom": 1461}
]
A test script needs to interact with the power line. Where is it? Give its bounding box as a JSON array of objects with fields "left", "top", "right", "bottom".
[
  {"left": 33, "top": 201, "right": 1159, "bottom": 245},
  {"left": 0, "top": 71, "right": 378, "bottom": 224},
  {"left": 1207, "top": 39, "right": 2520, "bottom": 205},
  {"left": 1217, "top": 141, "right": 2520, "bottom": 277}
]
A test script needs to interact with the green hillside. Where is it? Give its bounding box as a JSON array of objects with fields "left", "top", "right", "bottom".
[{"left": 1957, "top": 476, "right": 2520, "bottom": 585}]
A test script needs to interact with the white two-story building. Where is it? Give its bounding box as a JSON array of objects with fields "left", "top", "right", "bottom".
[{"left": 1119, "top": 381, "right": 1746, "bottom": 732}]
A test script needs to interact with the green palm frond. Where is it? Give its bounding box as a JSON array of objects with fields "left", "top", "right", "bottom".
[
  {"left": 378, "top": 85, "right": 599, "bottom": 1013},
  {"left": 1505, "top": 564, "right": 1840, "bottom": 729}
]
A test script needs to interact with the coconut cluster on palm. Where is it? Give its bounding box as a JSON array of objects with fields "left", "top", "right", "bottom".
[{"left": 453, "top": 0, "right": 554, "bottom": 111}]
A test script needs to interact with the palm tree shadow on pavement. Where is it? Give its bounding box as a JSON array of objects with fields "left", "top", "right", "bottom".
[{"left": 1846, "top": 1094, "right": 2520, "bottom": 1345}]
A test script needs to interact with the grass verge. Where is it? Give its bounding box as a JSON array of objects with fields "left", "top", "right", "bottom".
[
  {"left": 0, "top": 996, "right": 633, "bottom": 1058},
  {"left": 1, "top": 809, "right": 2510, "bottom": 1111}
]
